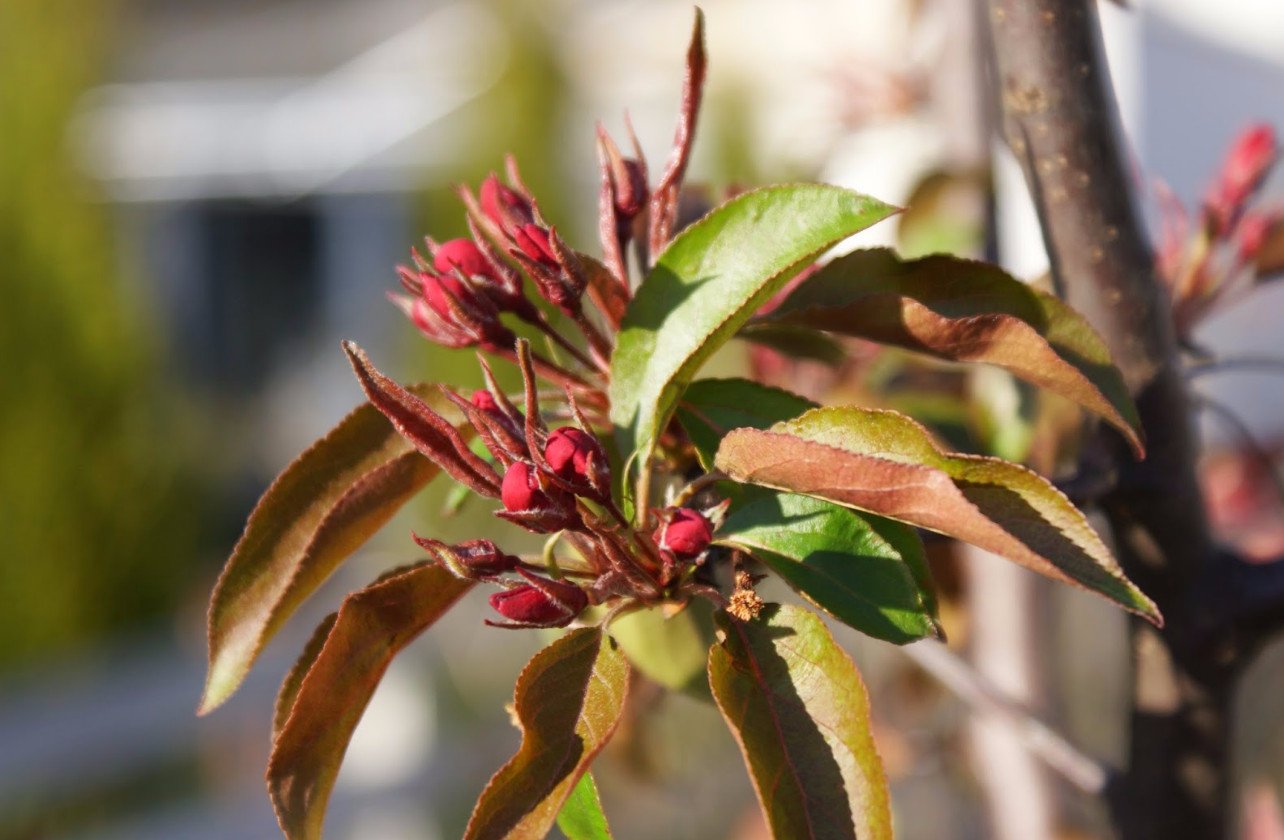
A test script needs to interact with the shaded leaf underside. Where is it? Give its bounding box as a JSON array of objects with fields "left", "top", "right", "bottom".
[{"left": 763, "top": 248, "right": 1144, "bottom": 456}]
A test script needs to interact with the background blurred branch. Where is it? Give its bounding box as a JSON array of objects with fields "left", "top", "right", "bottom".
[
  {"left": 904, "top": 636, "right": 1108, "bottom": 796},
  {"left": 983, "top": 0, "right": 1241, "bottom": 836}
]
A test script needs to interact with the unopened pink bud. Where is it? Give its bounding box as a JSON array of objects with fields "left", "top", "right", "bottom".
[
  {"left": 471, "top": 389, "right": 499, "bottom": 413},
  {"left": 501, "top": 461, "right": 544, "bottom": 511},
  {"left": 544, "top": 427, "right": 598, "bottom": 482},
  {"left": 614, "top": 158, "right": 648, "bottom": 219},
  {"left": 1206, "top": 123, "right": 1278, "bottom": 232},
  {"left": 515, "top": 224, "right": 558, "bottom": 267},
  {"left": 487, "top": 570, "right": 588, "bottom": 627},
  {"left": 1237, "top": 212, "right": 1276, "bottom": 263},
  {"left": 655, "top": 508, "right": 713, "bottom": 558},
  {"left": 434, "top": 239, "right": 496, "bottom": 281},
  {"left": 422, "top": 273, "right": 470, "bottom": 319},
  {"left": 480, "top": 174, "right": 533, "bottom": 228}
]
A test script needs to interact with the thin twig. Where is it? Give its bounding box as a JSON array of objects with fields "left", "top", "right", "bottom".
[
  {"left": 673, "top": 470, "right": 728, "bottom": 507},
  {"left": 1185, "top": 356, "right": 1284, "bottom": 380},
  {"left": 526, "top": 310, "right": 605, "bottom": 374},
  {"left": 902, "top": 639, "right": 1109, "bottom": 796}
]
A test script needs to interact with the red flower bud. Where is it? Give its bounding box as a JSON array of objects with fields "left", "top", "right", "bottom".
[
  {"left": 1237, "top": 212, "right": 1277, "bottom": 264},
  {"left": 434, "top": 238, "right": 496, "bottom": 281},
  {"left": 515, "top": 224, "right": 559, "bottom": 268},
  {"left": 471, "top": 389, "right": 499, "bottom": 413},
  {"left": 655, "top": 508, "right": 713, "bottom": 558},
  {"left": 497, "top": 461, "right": 580, "bottom": 532},
  {"left": 1206, "top": 123, "right": 1278, "bottom": 232},
  {"left": 487, "top": 569, "right": 588, "bottom": 628},
  {"left": 544, "top": 427, "right": 599, "bottom": 482},
  {"left": 422, "top": 273, "right": 470, "bottom": 319},
  {"left": 613, "top": 158, "right": 648, "bottom": 219},
  {"left": 501, "top": 461, "right": 543, "bottom": 511},
  {"left": 480, "top": 174, "right": 533, "bottom": 228}
]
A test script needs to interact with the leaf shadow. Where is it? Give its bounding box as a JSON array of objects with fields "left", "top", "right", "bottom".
[
  {"left": 626, "top": 263, "right": 717, "bottom": 331},
  {"left": 738, "top": 604, "right": 858, "bottom": 833},
  {"left": 958, "top": 482, "right": 1133, "bottom": 600}
]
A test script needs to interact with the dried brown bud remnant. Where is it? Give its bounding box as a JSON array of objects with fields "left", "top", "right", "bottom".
[{"left": 726, "top": 569, "right": 766, "bottom": 621}]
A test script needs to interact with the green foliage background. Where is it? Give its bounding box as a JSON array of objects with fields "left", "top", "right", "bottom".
[{"left": 0, "top": 0, "right": 208, "bottom": 671}]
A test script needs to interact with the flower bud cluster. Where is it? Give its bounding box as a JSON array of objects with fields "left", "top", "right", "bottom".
[{"left": 375, "top": 20, "right": 733, "bottom": 631}]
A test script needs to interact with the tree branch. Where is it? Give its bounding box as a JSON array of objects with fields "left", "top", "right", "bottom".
[{"left": 984, "top": 1, "right": 1230, "bottom": 837}]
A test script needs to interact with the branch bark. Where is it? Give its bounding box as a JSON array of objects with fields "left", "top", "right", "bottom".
[{"left": 983, "top": 1, "right": 1235, "bottom": 837}]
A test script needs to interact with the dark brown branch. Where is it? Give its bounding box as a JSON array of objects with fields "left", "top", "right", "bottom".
[{"left": 984, "top": 1, "right": 1234, "bottom": 837}]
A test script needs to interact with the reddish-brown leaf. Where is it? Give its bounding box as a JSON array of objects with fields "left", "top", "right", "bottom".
[
  {"left": 268, "top": 563, "right": 472, "bottom": 839},
  {"left": 715, "top": 406, "right": 1160, "bottom": 622},
  {"left": 343, "top": 341, "right": 501, "bottom": 496},
  {"left": 762, "top": 248, "right": 1145, "bottom": 456},
  {"left": 709, "top": 604, "right": 892, "bottom": 840},
  {"left": 464, "top": 627, "right": 631, "bottom": 840},
  {"left": 200, "top": 387, "right": 457, "bottom": 715}
]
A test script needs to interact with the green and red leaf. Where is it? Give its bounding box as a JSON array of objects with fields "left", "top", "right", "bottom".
[
  {"left": 200, "top": 386, "right": 460, "bottom": 715},
  {"left": 675, "top": 378, "right": 816, "bottom": 469},
  {"left": 344, "top": 341, "right": 501, "bottom": 495},
  {"left": 761, "top": 248, "right": 1145, "bottom": 456},
  {"left": 464, "top": 627, "right": 631, "bottom": 840},
  {"left": 718, "top": 491, "right": 940, "bottom": 644},
  {"left": 715, "top": 406, "right": 1160, "bottom": 622},
  {"left": 610, "top": 184, "right": 898, "bottom": 472},
  {"left": 709, "top": 604, "right": 892, "bottom": 840},
  {"left": 268, "top": 563, "right": 472, "bottom": 839}
]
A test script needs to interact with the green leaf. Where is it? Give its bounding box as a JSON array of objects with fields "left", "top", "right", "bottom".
[
  {"left": 715, "top": 406, "right": 1161, "bottom": 623},
  {"left": 737, "top": 322, "right": 846, "bottom": 366},
  {"left": 268, "top": 563, "right": 472, "bottom": 840},
  {"left": 610, "top": 600, "right": 714, "bottom": 694},
  {"left": 465, "top": 627, "right": 631, "bottom": 840},
  {"left": 609, "top": 185, "right": 898, "bottom": 470},
  {"left": 200, "top": 385, "right": 457, "bottom": 715},
  {"left": 709, "top": 605, "right": 892, "bottom": 840},
  {"left": 556, "top": 773, "right": 614, "bottom": 840},
  {"left": 718, "top": 492, "right": 939, "bottom": 644},
  {"left": 676, "top": 378, "right": 816, "bottom": 469},
  {"left": 762, "top": 248, "right": 1145, "bottom": 456}
]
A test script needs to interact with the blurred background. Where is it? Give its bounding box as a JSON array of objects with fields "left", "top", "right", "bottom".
[{"left": 2, "top": 0, "right": 1283, "bottom": 838}]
